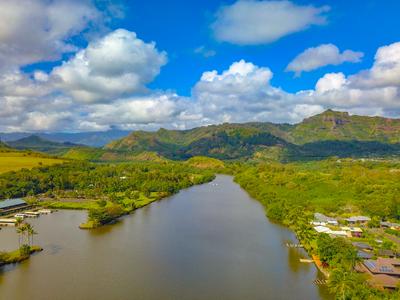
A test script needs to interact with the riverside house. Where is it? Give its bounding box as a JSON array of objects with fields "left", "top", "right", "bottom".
[{"left": 0, "top": 198, "right": 29, "bottom": 216}]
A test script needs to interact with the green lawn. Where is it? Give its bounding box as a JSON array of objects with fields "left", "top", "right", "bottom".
[{"left": 0, "top": 152, "right": 64, "bottom": 174}]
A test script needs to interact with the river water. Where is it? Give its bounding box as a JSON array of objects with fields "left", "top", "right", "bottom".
[{"left": 0, "top": 175, "right": 331, "bottom": 300}]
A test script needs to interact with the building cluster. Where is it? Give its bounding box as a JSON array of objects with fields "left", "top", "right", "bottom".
[{"left": 312, "top": 212, "right": 400, "bottom": 290}]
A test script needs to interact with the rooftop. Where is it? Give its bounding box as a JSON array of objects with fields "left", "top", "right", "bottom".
[
  {"left": 352, "top": 242, "right": 373, "bottom": 250},
  {"left": 363, "top": 258, "right": 400, "bottom": 276},
  {"left": 346, "top": 216, "right": 371, "bottom": 222},
  {"left": 314, "top": 212, "right": 337, "bottom": 222},
  {"left": 0, "top": 198, "right": 27, "bottom": 210}
]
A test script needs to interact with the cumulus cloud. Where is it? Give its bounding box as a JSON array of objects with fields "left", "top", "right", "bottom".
[
  {"left": 348, "top": 42, "right": 400, "bottom": 88},
  {"left": 191, "top": 60, "right": 303, "bottom": 124},
  {"left": 286, "top": 44, "right": 363, "bottom": 76},
  {"left": 212, "top": 0, "right": 329, "bottom": 45},
  {"left": 0, "top": 0, "right": 101, "bottom": 70},
  {"left": 51, "top": 29, "right": 167, "bottom": 103},
  {"left": 86, "top": 94, "right": 184, "bottom": 127},
  {"left": 299, "top": 42, "right": 400, "bottom": 115}
]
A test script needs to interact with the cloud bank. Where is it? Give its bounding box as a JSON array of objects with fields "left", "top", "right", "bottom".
[{"left": 1, "top": 0, "right": 400, "bottom": 133}]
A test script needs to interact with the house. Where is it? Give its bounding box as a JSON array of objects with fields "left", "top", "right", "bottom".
[
  {"left": 368, "top": 274, "right": 400, "bottom": 290},
  {"left": 381, "top": 221, "right": 400, "bottom": 230},
  {"left": 378, "top": 249, "right": 396, "bottom": 258},
  {"left": 313, "top": 225, "right": 331, "bottom": 233},
  {"left": 357, "top": 250, "right": 373, "bottom": 260},
  {"left": 352, "top": 242, "right": 373, "bottom": 251},
  {"left": 0, "top": 199, "right": 28, "bottom": 216},
  {"left": 341, "top": 226, "right": 363, "bottom": 237},
  {"left": 310, "top": 221, "right": 327, "bottom": 226},
  {"left": 356, "top": 258, "right": 400, "bottom": 289},
  {"left": 363, "top": 258, "right": 400, "bottom": 277},
  {"left": 314, "top": 213, "right": 338, "bottom": 225},
  {"left": 346, "top": 216, "right": 371, "bottom": 224},
  {"left": 328, "top": 230, "right": 347, "bottom": 237}
]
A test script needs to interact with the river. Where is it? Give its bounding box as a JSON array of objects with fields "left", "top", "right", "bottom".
[{"left": 0, "top": 175, "right": 331, "bottom": 299}]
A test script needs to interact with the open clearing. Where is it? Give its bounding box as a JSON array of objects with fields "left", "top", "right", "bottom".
[{"left": 0, "top": 152, "right": 64, "bottom": 174}]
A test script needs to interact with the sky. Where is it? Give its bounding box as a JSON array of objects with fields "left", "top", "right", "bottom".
[{"left": 1, "top": 0, "right": 400, "bottom": 133}]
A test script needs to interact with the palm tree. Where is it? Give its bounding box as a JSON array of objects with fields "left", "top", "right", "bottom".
[
  {"left": 16, "top": 226, "right": 24, "bottom": 247},
  {"left": 26, "top": 224, "right": 37, "bottom": 246},
  {"left": 328, "top": 268, "right": 360, "bottom": 300}
]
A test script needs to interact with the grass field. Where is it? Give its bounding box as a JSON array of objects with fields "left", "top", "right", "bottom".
[{"left": 0, "top": 152, "right": 65, "bottom": 174}]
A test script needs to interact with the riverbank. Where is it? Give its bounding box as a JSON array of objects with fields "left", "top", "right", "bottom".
[
  {"left": 0, "top": 246, "right": 42, "bottom": 267},
  {"left": 31, "top": 176, "right": 215, "bottom": 230}
]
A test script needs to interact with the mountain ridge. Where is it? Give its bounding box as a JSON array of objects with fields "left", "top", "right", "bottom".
[{"left": 104, "top": 110, "right": 400, "bottom": 161}]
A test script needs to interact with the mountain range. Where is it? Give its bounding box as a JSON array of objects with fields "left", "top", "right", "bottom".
[
  {"left": 101, "top": 110, "right": 400, "bottom": 161},
  {"left": 4, "top": 110, "right": 400, "bottom": 161},
  {"left": 0, "top": 129, "right": 130, "bottom": 147}
]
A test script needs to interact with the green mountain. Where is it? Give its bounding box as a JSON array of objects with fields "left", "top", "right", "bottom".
[
  {"left": 289, "top": 109, "right": 400, "bottom": 144},
  {"left": 104, "top": 110, "right": 400, "bottom": 161},
  {"left": 7, "top": 135, "right": 80, "bottom": 155}
]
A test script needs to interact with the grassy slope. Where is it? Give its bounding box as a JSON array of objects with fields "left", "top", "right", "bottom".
[{"left": 0, "top": 152, "right": 65, "bottom": 174}]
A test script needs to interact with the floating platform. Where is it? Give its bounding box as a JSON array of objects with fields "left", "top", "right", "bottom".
[
  {"left": 286, "top": 243, "right": 303, "bottom": 248},
  {"left": 313, "top": 279, "right": 327, "bottom": 285},
  {"left": 299, "top": 258, "right": 314, "bottom": 263}
]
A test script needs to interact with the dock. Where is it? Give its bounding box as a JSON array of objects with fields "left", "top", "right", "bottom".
[
  {"left": 299, "top": 258, "right": 314, "bottom": 263},
  {"left": 313, "top": 279, "right": 327, "bottom": 285},
  {"left": 0, "top": 218, "right": 17, "bottom": 226},
  {"left": 286, "top": 243, "right": 303, "bottom": 248}
]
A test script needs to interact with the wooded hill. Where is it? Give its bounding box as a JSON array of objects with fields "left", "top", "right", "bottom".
[{"left": 103, "top": 110, "right": 400, "bottom": 161}]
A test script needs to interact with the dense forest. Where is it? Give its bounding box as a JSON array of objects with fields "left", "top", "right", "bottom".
[{"left": 0, "top": 160, "right": 215, "bottom": 227}]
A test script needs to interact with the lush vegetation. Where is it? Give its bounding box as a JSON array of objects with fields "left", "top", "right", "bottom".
[
  {"left": 234, "top": 158, "right": 400, "bottom": 219},
  {"left": 0, "top": 160, "right": 215, "bottom": 227},
  {"left": 234, "top": 158, "right": 400, "bottom": 299}
]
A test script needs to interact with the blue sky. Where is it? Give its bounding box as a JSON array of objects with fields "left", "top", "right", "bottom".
[
  {"left": 1, "top": 0, "right": 400, "bottom": 132},
  {"left": 114, "top": 0, "right": 400, "bottom": 95}
]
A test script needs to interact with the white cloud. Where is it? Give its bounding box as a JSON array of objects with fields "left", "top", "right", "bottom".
[
  {"left": 86, "top": 94, "right": 183, "bottom": 127},
  {"left": 286, "top": 44, "right": 363, "bottom": 76},
  {"left": 191, "top": 60, "right": 302, "bottom": 124},
  {"left": 299, "top": 42, "right": 400, "bottom": 114},
  {"left": 194, "top": 46, "right": 216, "bottom": 58},
  {"left": 51, "top": 29, "right": 167, "bottom": 103},
  {"left": 348, "top": 42, "right": 400, "bottom": 88},
  {"left": 0, "top": 0, "right": 101, "bottom": 70},
  {"left": 212, "top": 0, "right": 329, "bottom": 45}
]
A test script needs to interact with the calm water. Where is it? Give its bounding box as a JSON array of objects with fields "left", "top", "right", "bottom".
[{"left": 0, "top": 175, "right": 331, "bottom": 300}]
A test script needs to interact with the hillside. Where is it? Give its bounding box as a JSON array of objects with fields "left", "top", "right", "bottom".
[
  {"left": 7, "top": 135, "right": 80, "bottom": 155},
  {"left": 290, "top": 109, "right": 400, "bottom": 144},
  {"left": 105, "top": 110, "right": 400, "bottom": 161},
  {"left": 106, "top": 123, "right": 293, "bottom": 160}
]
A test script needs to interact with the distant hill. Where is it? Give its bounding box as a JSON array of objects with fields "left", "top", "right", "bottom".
[
  {"left": 105, "top": 110, "right": 400, "bottom": 161},
  {"left": 7, "top": 135, "right": 80, "bottom": 155},
  {"left": 289, "top": 109, "right": 400, "bottom": 144},
  {"left": 0, "top": 129, "right": 130, "bottom": 147},
  {"left": 105, "top": 123, "right": 295, "bottom": 160},
  {"left": 0, "top": 141, "right": 11, "bottom": 151}
]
